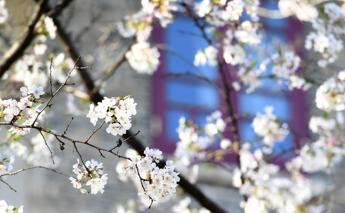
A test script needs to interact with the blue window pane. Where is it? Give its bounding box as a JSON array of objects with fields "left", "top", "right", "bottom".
[
  {"left": 239, "top": 93, "right": 290, "bottom": 121},
  {"left": 195, "top": 114, "right": 209, "bottom": 126},
  {"left": 263, "top": 0, "right": 279, "bottom": 10},
  {"left": 239, "top": 121, "right": 257, "bottom": 142},
  {"left": 165, "top": 109, "right": 190, "bottom": 140},
  {"left": 271, "top": 134, "right": 294, "bottom": 154},
  {"left": 260, "top": 78, "right": 290, "bottom": 91},
  {"left": 260, "top": 78, "right": 279, "bottom": 90},
  {"left": 166, "top": 80, "right": 219, "bottom": 109},
  {"left": 261, "top": 0, "right": 289, "bottom": 29},
  {"left": 165, "top": 18, "right": 218, "bottom": 80}
]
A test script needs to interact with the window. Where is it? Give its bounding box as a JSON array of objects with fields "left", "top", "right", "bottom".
[{"left": 152, "top": 1, "right": 308, "bottom": 159}]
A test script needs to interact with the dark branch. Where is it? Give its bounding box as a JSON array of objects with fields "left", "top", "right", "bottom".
[
  {"left": 0, "top": 0, "right": 74, "bottom": 78},
  {"left": 53, "top": 17, "right": 227, "bottom": 213},
  {"left": 0, "top": 0, "right": 48, "bottom": 77}
]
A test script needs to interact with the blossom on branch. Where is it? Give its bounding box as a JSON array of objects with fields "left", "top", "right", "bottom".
[
  {"left": 0, "top": 86, "right": 44, "bottom": 135},
  {"left": 252, "top": 106, "right": 289, "bottom": 147},
  {"left": 278, "top": 0, "right": 318, "bottom": 21},
  {"left": 117, "top": 11, "right": 153, "bottom": 41},
  {"left": 316, "top": 71, "right": 345, "bottom": 112},
  {"left": 116, "top": 148, "right": 180, "bottom": 206},
  {"left": 87, "top": 96, "right": 137, "bottom": 136},
  {"left": 126, "top": 42, "right": 160, "bottom": 75},
  {"left": 141, "top": 0, "right": 177, "bottom": 27},
  {"left": 305, "top": 3, "right": 345, "bottom": 67},
  {"left": 70, "top": 159, "right": 108, "bottom": 194}
]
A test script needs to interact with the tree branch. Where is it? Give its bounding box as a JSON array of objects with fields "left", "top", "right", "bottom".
[
  {"left": 53, "top": 17, "right": 227, "bottom": 213},
  {"left": 0, "top": 0, "right": 47, "bottom": 77},
  {"left": 53, "top": 18, "right": 103, "bottom": 103},
  {"left": 0, "top": 0, "right": 74, "bottom": 78}
]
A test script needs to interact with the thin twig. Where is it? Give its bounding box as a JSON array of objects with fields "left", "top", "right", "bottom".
[
  {"left": 0, "top": 178, "right": 16, "bottom": 192},
  {"left": 63, "top": 117, "right": 74, "bottom": 135},
  {"left": 38, "top": 130, "right": 55, "bottom": 165}
]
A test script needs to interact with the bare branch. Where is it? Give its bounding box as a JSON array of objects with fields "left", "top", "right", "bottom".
[
  {"left": 38, "top": 130, "right": 55, "bottom": 165},
  {"left": 0, "top": 165, "right": 68, "bottom": 191},
  {"left": 0, "top": 177, "right": 16, "bottom": 192},
  {"left": 0, "top": 166, "right": 67, "bottom": 178},
  {"left": 63, "top": 117, "right": 74, "bottom": 136}
]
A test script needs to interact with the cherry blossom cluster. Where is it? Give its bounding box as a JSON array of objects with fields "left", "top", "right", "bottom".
[
  {"left": 233, "top": 105, "right": 345, "bottom": 212},
  {"left": 294, "top": 113, "right": 345, "bottom": 173},
  {"left": 252, "top": 106, "right": 289, "bottom": 148},
  {"left": 305, "top": 3, "right": 345, "bottom": 67},
  {"left": 193, "top": 22, "right": 261, "bottom": 72},
  {"left": 141, "top": 0, "right": 177, "bottom": 27},
  {"left": 296, "top": 137, "right": 341, "bottom": 173},
  {"left": 278, "top": 0, "right": 318, "bottom": 21},
  {"left": 0, "top": 85, "right": 60, "bottom": 172},
  {"left": 87, "top": 96, "right": 137, "bottom": 136},
  {"left": 0, "top": 200, "right": 23, "bottom": 213},
  {"left": 34, "top": 17, "right": 57, "bottom": 55},
  {"left": 270, "top": 49, "right": 310, "bottom": 90},
  {"left": 315, "top": 71, "right": 345, "bottom": 112},
  {"left": 125, "top": 42, "right": 160, "bottom": 75},
  {"left": 116, "top": 148, "right": 180, "bottom": 205},
  {"left": 194, "top": 0, "right": 259, "bottom": 24},
  {"left": 70, "top": 159, "right": 108, "bottom": 195},
  {"left": 119, "top": 0, "right": 262, "bottom": 78},
  {"left": 0, "top": 86, "right": 44, "bottom": 135},
  {"left": 232, "top": 59, "right": 266, "bottom": 93},
  {"left": 201, "top": 19, "right": 262, "bottom": 94},
  {"left": 194, "top": 46, "right": 218, "bottom": 67},
  {"left": 8, "top": 15, "right": 74, "bottom": 89},
  {"left": 188, "top": 0, "right": 316, "bottom": 97},
  {"left": 12, "top": 53, "right": 74, "bottom": 88},
  {"left": 231, "top": 45, "right": 311, "bottom": 93},
  {"left": 174, "top": 111, "right": 227, "bottom": 167},
  {"left": 118, "top": 9, "right": 160, "bottom": 75},
  {"left": 118, "top": 0, "right": 178, "bottom": 74},
  {"left": 117, "top": 11, "right": 153, "bottom": 41},
  {"left": 6, "top": 13, "right": 75, "bottom": 88},
  {"left": 234, "top": 144, "right": 322, "bottom": 213}
]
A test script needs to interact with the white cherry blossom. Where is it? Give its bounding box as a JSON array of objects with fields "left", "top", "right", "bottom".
[
  {"left": 116, "top": 148, "right": 179, "bottom": 205},
  {"left": 252, "top": 106, "right": 289, "bottom": 146},
  {"left": 70, "top": 159, "right": 108, "bottom": 194},
  {"left": 87, "top": 96, "right": 137, "bottom": 136},
  {"left": 126, "top": 42, "right": 160, "bottom": 74},
  {"left": 315, "top": 73, "right": 345, "bottom": 111},
  {"left": 0, "top": 200, "right": 23, "bottom": 213}
]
